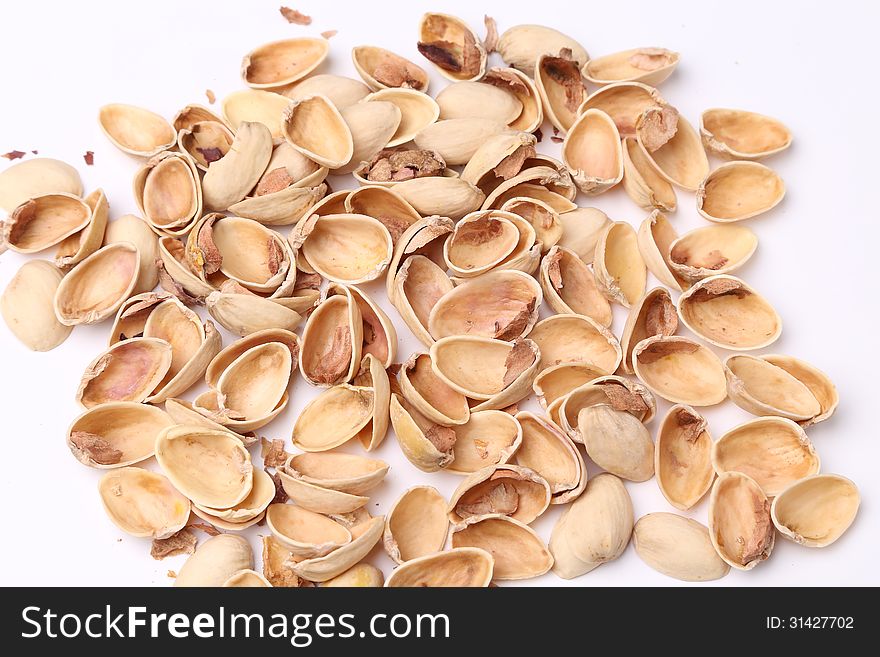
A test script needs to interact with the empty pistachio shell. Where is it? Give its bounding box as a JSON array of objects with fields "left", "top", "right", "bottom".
[
  {"left": 482, "top": 165, "right": 576, "bottom": 209},
  {"left": 461, "top": 133, "right": 536, "bottom": 193},
  {"left": 206, "top": 292, "right": 303, "bottom": 337},
  {"left": 697, "top": 161, "right": 785, "bottom": 223},
  {"left": 0, "top": 157, "right": 82, "bottom": 213},
  {"left": 561, "top": 109, "right": 623, "bottom": 194},
  {"left": 501, "top": 197, "right": 562, "bottom": 252},
  {"left": 1, "top": 260, "right": 72, "bottom": 351},
  {"left": 55, "top": 188, "right": 109, "bottom": 268},
  {"left": 155, "top": 425, "right": 253, "bottom": 508},
  {"left": 448, "top": 464, "right": 551, "bottom": 525},
  {"left": 299, "top": 214, "right": 393, "bottom": 284},
  {"left": 164, "top": 398, "right": 257, "bottom": 448},
  {"left": 443, "top": 212, "right": 520, "bottom": 278},
  {"left": 436, "top": 81, "right": 521, "bottom": 124},
  {"left": 637, "top": 210, "right": 687, "bottom": 291},
  {"left": 293, "top": 384, "right": 374, "bottom": 452},
  {"left": 345, "top": 186, "right": 420, "bottom": 244},
  {"left": 222, "top": 89, "right": 291, "bottom": 141},
  {"left": 282, "top": 95, "right": 353, "bottom": 169},
  {"left": 292, "top": 515, "right": 384, "bottom": 582},
  {"left": 177, "top": 120, "right": 234, "bottom": 171},
  {"left": 668, "top": 224, "right": 758, "bottom": 282},
  {"left": 174, "top": 534, "right": 254, "bottom": 587},
  {"left": 556, "top": 207, "right": 611, "bottom": 264},
  {"left": 336, "top": 101, "right": 402, "bottom": 176},
  {"left": 202, "top": 121, "right": 273, "bottom": 211},
  {"left": 431, "top": 336, "right": 539, "bottom": 410},
  {"left": 194, "top": 384, "right": 288, "bottom": 434},
  {"left": 386, "top": 547, "right": 493, "bottom": 587},
  {"left": 724, "top": 354, "right": 823, "bottom": 422},
  {"left": 389, "top": 393, "right": 455, "bottom": 472},
  {"left": 593, "top": 221, "right": 647, "bottom": 307},
  {"left": 266, "top": 504, "right": 352, "bottom": 558},
  {"left": 677, "top": 275, "right": 782, "bottom": 350},
  {"left": 655, "top": 405, "right": 714, "bottom": 510},
  {"left": 4, "top": 193, "right": 91, "bottom": 254},
  {"left": 278, "top": 466, "right": 370, "bottom": 515},
  {"left": 108, "top": 292, "right": 169, "bottom": 345},
  {"left": 223, "top": 569, "right": 272, "bottom": 587},
  {"left": 549, "top": 473, "right": 633, "bottom": 579},
  {"left": 385, "top": 214, "right": 454, "bottom": 298},
  {"left": 286, "top": 453, "right": 389, "bottom": 496},
  {"left": 619, "top": 287, "right": 677, "bottom": 374},
  {"left": 67, "top": 401, "right": 174, "bottom": 468},
  {"left": 133, "top": 151, "right": 203, "bottom": 237},
  {"left": 559, "top": 377, "right": 656, "bottom": 436},
  {"left": 353, "top": 45, "right": 429, "bottom": 92},
  {"left": 713, "top": 416, "right": 820, "bottom": 497},
  {"left": 394, "top": 176, "right": 485, "bottom": 219},
  {"left": 195, "top": 467, "right": 275, "bottom": 524},
  {"left": 366, "top": 88, "right": 439, "bottom": 148},
  {"left": 446, "top": 410, "right": 522, "bottom": 475},
  {"left": 529, "top": 314, "right": 622, "bottom": 374},
  {"left": 384, "top": 486, "right": 449, "bottom": 564},
  {"left": 322, "top": 563, "right": 384, "bottom": 587},
  {"left": 98, "top": 103, "right": 176, "bottom": 157},
  {"left": 414, "top": 118, "right": 508, "bottom": 166},
  {"left": 636, "top": 107, "right": 709, "bottom": 191},
  {"left": 300, "top": 291, "right": 362, "bottom": 386},
  {"left": 482, "top": 67, "right": 544, "bottom": 132},
  {"left": 241, "top": 37, "right": 329, "bottom": 89},
  {"left": 98, "top": 467, "right": 190, "bottom": 540},
  {"left": 417, "top": 13, "right": 487, "bottom": 82},
  {"left": 532, "top": 362, "right": 606, "bottom": 409},
  {"left": 762, "top": 355, "right": 838, "bottom": 426},
  {"left": 514, "top": 411, "right": 586, "bottom": 504},
  {"left": 578, "top": 405, "right": 654, "bottom": 482},
  {"left": 156, "top": 237, "right": 214, "bottom": 302},
  {"left": 701, "top": 108, "right": 792, "bottom": 160},
  {"left": 584, "top": 48, "right": 679, "bottom": 86},
  {"left": 104, "top": 214, "right": 159, "bottom": 293},
  {"left": 496, "top": 25, "right": 588, "bottom": 77},
  {"left": 579, "top": 82, "right": 666, "bottom": 137},
  {"left": 540, "top": 246, "right": 612, "bottom": 326},
  {"left": 771, "top": 475, "right": 859, "bottom": 548},
  {"left": 708, "top": 472, "right": 775, "bottom": 570},
  {"left": 535, "top": 51, "right": 588, "bottom": 134},
  {"left": 391, "top": 255, "right": 453, "bottom": 346},
  {"left": 285, "top": 74, "right": 371, "bottom": 109},
  {"left": 172, "top": 103, "right": 227, "bottom": 132},
  {"left": 54, "top": 242, "right": 140, "bottom": 326},
  {"left": 451, "top": 514, "right": 553, "bottom": 580},
  {"left": 216, "top": 342, "right": 292, "bottom": 421},
  {"left": 633, "top": 335, "right": 727, "bottom": 406},
  {"left": 400, "top": 352, "right": 470, "bottom": 426},
  {"left": 622, "top": 137, "right": 677, "bottom": 212},
  {"left": 633, "top": 513, "right": 729, "bottom": 582},
  {"left": 76, "top": 337, "right": 172, "bottom": 408}
]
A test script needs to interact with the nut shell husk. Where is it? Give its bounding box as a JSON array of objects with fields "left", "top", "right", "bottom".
[
  {"left": 352, "top": 45, "right": 429, "bottom": 92},
  {"left": 632, "top": 335, "right": 727, "bottom": 406},
  {"left": 451, "top": 514, "right": 553, "bottom": 580},
  {"left": 241, "top": 37, "right": 329, "bottom": 89},
  {"left": 0, "top": 157, "right": 82, "bottom": 213},
  {"left": 291, "top": 515, "right": 385, "bottom": 582},
  {"left": 98, "top": 103, "right": 176, "bottom": 157},
  {"left": 583, "top": 48, "right": 679, "bottom": 86},
  {"left": 174, "top": 534, "right": 254, "bottom": 587},
  {"left": 619, "top": 287, "right": 678, "bottom": 374},
  {"left": 636, "top": 107, "right": 709, "bottom": 191},
  {"left": 448, "top": 464, "right": 551, "bottom": 525},
  {"left": 384, "top": 486, "right": 449, "bottom": 564},
  {"left": 528, "top": 314, "right": 622, "bottom": 374},
  {"left": 540, "top": 245, "right": 612, "bottom": 326},
  {"left": 593, "top": 221, "right": 647, "bottom": 307},
  {"left": 446, "top": 410, "right": 522, "bottom": 475},
  {"left": 1, "top": 260, "right": 72, "bottom": 351},
  {"left": 633, "top": 513, "right": 729, "bottom": 582},
  {"left": 708, "top": 472, "right": 775, "bottom": 571},
  {"left": 417, "top": 13, "right": 487, "bottom": 82},
  {"left": 4, "top": 193, "right": 91, "bottom": 254},
  {"left": 496, "top": 25, "right": 588, "bottom": 77},
  {"left": 668, "top": 224, "right": 758, "bottom": 282},
  {"left": 98, "top": 467, "right": 190, "bottom": 539},
  {"left": 655, "top": 404, "right": 714, "bottom": 510},
  {"left": 771, "top": 474, "right": 859, "bottom": 548},
  {"left": 696, "top": 161, "right": 785, "bottom": 223},
  {"left": 514, "top": 411, "right": 586, "bottom": 504},
  {"left": 385, "top": 547, "right": 494, "bottom": 587},
  {"left": 700, "top": 108, "right": 792, "bottom": 160}
]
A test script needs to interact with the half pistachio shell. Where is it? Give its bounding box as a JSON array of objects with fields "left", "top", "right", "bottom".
[
  {"left": 579, "top": 82, "right": 668, "bottom": 137},
  {"left": 448, "top": 464, "right": 551, "bottom": 525},
  {"left": 701, "top": 108, "right": 792, "bottom": 160},
  {"left": 708, "top": 472, "right": 775, "bottom": 571},
  {"left": 352, "top": 45, "right": 429, "bottom": 92},
  {"left": 174, "top": 534, "right": 254, "bottom": 587},
  {"left": 677, "top": 275, "right": 782, "bottom": 350},
  {"left": 443, "top": 211, "right": 520, "bottom": 278},
  {"left": 762, "top": 355, "right": 838, "bottom": 426},
  {"left": 76, "top": 337, "right": 172, "bottom": 408},
  {"left": 389, "top": 393, "right": 456, "bottom": 472},
  {"left": 391, "top": 255, "right": 452, "bottom": 347},
  {"left": 637, "top": 210, "right": 687, "bottom": 291},
  {"left": 55, "top": 188, "right": 109, "bottom": 268},
  {"left": 298, "top": 214, "right": 393, "bottom": 284},
  {"left": 394, "top": 176, "right": 485, "bottom": 219},
  {"left": 98, "top": 104, "right": 176, "bottom": 157},
  {"left": 278, "top": 465, "right": 369, "bottom": 515},
  {"left": 0, "top": 158, "right": 82, "bottom": 213},
  {"left": 366, "top": 88, "right": 439, "bottom": 148},
  {"left": 593, "top": 221, "right": 646, "bottom": 307},
  {"left": 562, "top": 109, "right": 623, "bottom": 194},
  {"left": 202, "top": 121, "right": 273, "bottom": 211},
  {"left": 655, "top": 405, "right": 714, "bottom": 510},
  {"left": 535, "top": 50, "right": 588, "bottom": 134},
  {"left": 103, "top": 214, "right": 159, "bottom": 293},
  {"left": 633, "top": 513, "right": 729, "bottom": 582},
  {"left": 385, "top": 214, "right": 453, "bottom": 298},
  {"left": 223, "top": 570, "right": 272, "bottom": 587},
  {"left": 417, "top": 13, "right": 487, "bottom": 82},
  {"left": 451, "top": 514, "right": 553, "bottom": 580},
  {"left": 668, "top": 224, "right": 758, "bottom": 282},
  {"left": 636, "top": 107, "right": 709, "bottom": 191},
  {"left": 540, "top": 245, "right": 612, "bottom": 326},
  {"left": 446, "top": 410, "right": 523, "bottom": 475},
  {"left": 619, "top": 287, "right": 678, "bottom": 374},
  {"left": 584, "top": 48, "right": 679, "bottom": 86},
  {"left": 482, "top": 67, "right": 544, "bottom": 132},
  {"left": 322, "top": 563, "right": 384, "bottom": 587},
  {"left": 399, "top": 352, "right": 470, "bottom": 426},
  {"left": 384, "top": 486, "right": 449, "bottom": 564},
  {"left": 559, "top": 376, "right": 656, "bottom": 436},
  {"left": 282, "top": 95, "right": 353, "bottom": 169},
  {"left": 414, "top": 117, "right": 508, "bottom": 166},
  {"left": 241, "top": 37, "right": 329, "bottom": 88},
  {"left": 177, "top": 120, "right": 234, "bottom": 171},
  {"left": 713, "top": 416, "right": 820, "bottom": 497},
  {"left": 345, "top": 186, "right": 421, "bottom": 244},
  {"left": 286, "top": 452, "right": 389, "bottom": 495},
  {"left": 514, "top": 411, "right": 586, "bottom": 504},
  {"left": 436, "top": 81, "right": 521, "bottom": 124},
  {"left": 266, "top": 504, "right": 352, "bottom": 558},
  {"left": 291, "top": 515, "right": 385, "bottom": 582},
  {"left": 216, "top": 342, "right": 292, "bottom": 421},
  {"left": 496, "top": 24, "right": 588, "bottom": 78},
  {"left": 1, "top": 260, "right": 72, "bottom": 351},
  {"left": 385, "top": 547, "right": 493, "bottom": 587},
  {"left": 337, "top": 101, "right": 403, "bottom": 176},
  {"left": 461, "top": 132, "right": 537, "bottom": 193},
  {"left": 622, "top": 137, "right": 677, "bottom": 211},
  {"left": 196, "top": 467, "right": 275, "bottom": 524},
  {"left": 578, "top": 404, "right": 654, "bottom": 482},
  {"left": 292, "top": 384, "right": 374, "bottom": 452},
  {"left": 206, "top": 292, "right": 303, "bottom": 337},
  {"left": 771, "top": 474, "right": 859, "bottom": 548},
  {"left": 98, "top": 467, "right": 190, "bottom": 539},
  {"left": 632, "top": 335, "right": 727, "bottom": 406},
  {"left": 501, "top": 197, "right": 562, "bottom": 252},
  {"left": 133, "top": 151, "right": 202, "bottom": 236},
  {"left": 528, "top": 313, "right": 622, "bottom": 374},
  {"left": 222, "top": 89, "right": 291, "bottom": 141},
  {"left": 532, "top": 362, "right": 606, "bottom": 410},
  {"left": 4, "top": 193, "right": 91, "bottom": 254},
  {"left": 724, "top": 354, "right": 824, "bottom": 422},
  {"left": 285, "top": 74, "right": 370, "bottom": 109},
  {"left": 299, "top": 291, "right": 362, "bottom": 386},
  {"left": 697, "top": 161, "right": 785, "bottom": 223}
]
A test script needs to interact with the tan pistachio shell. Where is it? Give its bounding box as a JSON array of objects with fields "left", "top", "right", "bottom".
[
  {"left": 344, "top": 186, "right": 421, "bottom": 244},
  {"left": 103, "top": 214, "right": 159, "bottom": 293},
  {"left": 300, "top": 214, "right": 393, "bottom": 284},
  {"left": 285, "top": 452, "right": 389, "bottom": 495},
  {"left": 291, "top": 515, "right": 385, "bottom": 582},
  {"left": 1, "top": 260, "right": 72, "bottom": 351},
  {"left": 559, "top": 376, "right": 656, "bottom": 435},
  {"left": 633, "top": 513, "right": 730, "bottom": 582},
  {"left": 391, "top": 255, "right": 453, "bottom": 346},
  {"left": 206, "top": 329, "right": 299, "bottom": 388},
  {"left": 584, "top": 48, "right": 679, "bottom": 86},
  {"left": 341, "top": 284, "right": 397, "bottom": 368},
  {"left": 242, "top": 37, "right": 329, "bottom": 89},
  {"left": 701, "top": 108, "right": 792, "bottom": 160},
  {"left": 350, "top": 353, "right": 391, "bottom": 451},
  {"left": 352, "top": 45, "right": 429, "bottom": 92},
  {"left": 579, "top": 82, "right": 667, "bottom": 137},
  {"left": 109, "top": 291, "right": 171, "bottom": 345},
  {"left": 172, "top": 103, "right": 227, "bottom": 132},
  {"left": 385, "top": 547, "right": 493, "bottom": 587},
  {"left": 549, "top": 473, "right": 633, "bottom": 579},
  {"left": 482, "top": 67, "right": 544, "bottom": 132},
  {"left": 222, "top": 89, "right": 291, "bottom": 142},
  {"left": 389, "top": 393, "right": 455, "bottom": 472},
  {"left": 414, "top": 118, "right": 508, "bottom": 166},
  {"left": 292, "top": 385, "right": 374, "bottom": 452},
  {"left": 451, "top": 514, "right": 553, "bottom": 580},
  {"left": 4, "top": 193, "right": 91, "bottom": 254},
  {"left": 436, "top": 81, "right": 522, "bottom": 124},
  {"left": 448, "top": 463, "right": 551, "bottom": 526},
  {"left": 174, "top": 534, "right": 254, "bottom": 587},
  {"left": 697, "top": 161, "right": 785, "bottom": 223},
  {"left": 488, "top": 183, "right": 576, "bottom": 214},
  {"left": 655, "top": 404, "right": 714, "bottom": 510},
  {"left": 430, "top": 336, "right": 540, "bottom": 411},
  {"left": 365, "top": 88, "right": 439, "bottom": 148},
  {"left": 202, "top": 121, "right": 273, "bottom": 211},
  {"left": 132, "top": 151, "right": 202, "bottom": 237},
  {"left": 223, "top": 569, "right": 272, "bottom": 587},
  {"left": 535, "top": 51, "right": 588, "bottom": 134},
  {"left": 762, "top": 355, "right": 838, "bottom": 426},
  {"left": 633, "top": 335, "right": 727, "bottom": 406},
  {"left": 336, "top": 101, "right": 402, "bottom": 175},
  {"left": 163, "top": 398, "right": 257, "bottom": 448},
  {"left": 417, "top": 13, "right": 487, "bottom": 82},
  {"left": 446, "top": 211, "right": 540, "bottom": 278},
  {"left": 157, "top": 237, "right": 215, "bottom": 302},
  {"left": 206, "top": 292, "right": 302, "bottom": 336},
  {"left": 98, "top": 103, "right": 176, "bottom": 157},
  {"left": 278, "top": 468, "right": 369, "bottom": 515},
  {"left": 637, "top": 210, "right": 687, "bottom": 291},
  {"left": 593, "top": 220, "right": 647, "bottom": 307},
  {"left": 55, "top": 188, "right": 109, "bottom": 268},
  {"left": 266, "top": 504, "right": 352, "bottom": 558},
  {"left": 446, "top": 410, "right": 523, "bottom": 475},
  {"left": 399, "top": 352, "right": 470, "bottom": 426},
  {"left": 496, "top": 24, "right": 588, "bottom": 77},
  {"left": 322, "top": 563, "right": 384, "bottom": 587},
  {"left": 482, "top": 165, "right": 577, "bottom": 209},
  {"left": 576, "top": 406, "right": 651, "bottom": 480},
  {"left": 193, "top": 385, "right": 288, "bottom": 434},
  {"left": 258, "top": 141, "right": 329, "bottom": 192},
  {"left": 540, "top": 245, "right": 612, "bottom": 326},
  {"left": 191, "top": 507, "right": 265, "bottom": 531},
  {"left": 299, "top": 291, "right": 363, "bottom": 386},
  {"left": 216, "top": 342, "right": 292, "bottom": 421},
  {"left": 195, "top": 467, "right": 275, "bottom": 524},
  {"left": 501, "top": 197, "right": 562, "bottom": 252},
  {"left": 282, "top": 95, "right": 354, "bottom": 169},
  {"left": 177, "top": 120, "right": 234, "bottom": 171},
  {"left": 384, "top": 214, "right": 454, "bottom": 298},
  {"left": 461, "top": 132, "right": 537, "bottom": 193},
  {"left": 619, "top": 287, "right": 678, "bottom": 374},
  {"left": 394, "top": 177, "right": 485, "bottom": 219},
  {"left": 76, "top": 337, "right": 172, "bottom": 408},
  {"left": 67, "top": 402, "right": 174, "bottom": 469},
  {"left": 708, "top": 472, "right": 775, "bottom": 570},
  {"left": 98, "top": 467, "right": 190, "bottom": 539},
  {"left": 532, "top": 362, "right": 606, "bottom": 410},
  {"left": 514, "top": 411, "right": 586, "bottom": 504},
  {"left": 528, "top": 313, "right": 622, "bottom": 374},
  {"left": 622, "top": 137, "right": 677, "bottom": 212},
  {"left": 635, "top": 107, "right": 709, "bottom": 191},
  {"left": 443, "top": 211, "right": 520, "bottom": 278},
  {"left": 713, "top": 416, "right": 820, "bottom": 497},
  {"left": 384, "top": 486, "right": 449, "bottom": 564},
  {"left": 724, "top": 354, "right": 823, "bottom": 422},
  {"left": 668, "top": 224, "right": 758, "bottom": 282},
  {"left": 285, "top": 74, "right": 370, "bottom": 109},
  {"left": 0, "top": 158, "right": 82, "bottom": 213},
  {"left": 771, "top": 474, "right": 859, "bottom": 548},
  {"left": 678, "top": 275, "right": 782, "bottom": 350}
]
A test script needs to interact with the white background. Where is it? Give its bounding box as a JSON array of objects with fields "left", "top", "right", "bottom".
[{"left": 0, "top": 0, "right": 877, "bottom": 586}]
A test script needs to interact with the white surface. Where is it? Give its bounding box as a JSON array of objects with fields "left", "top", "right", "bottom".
[{"left": 0, "top": 0, "right": 877, "bottom": 587}]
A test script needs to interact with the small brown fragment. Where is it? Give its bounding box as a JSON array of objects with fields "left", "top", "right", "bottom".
[
  {"left": 547, "top": 249, "right": 564, "bottom": 290},
  {"left": 502, "top": 339, "right": 536, "bottom": 388},
  {"left": 373, "top": 55, "right": 423, "bottom": 89},
  {"left": 458, "top": 215, "right": 503, "bottom": 245},
  {"left": 261, "top": 437, "right": 290, "bottom": 468},
  {"left": 321, "top": 30, "right": 337, "bottom": 39},
  {"left": 601, "top": 383, "right": 649, "bottom": 414},
  {"left": 167, "top": 570, "right": 177, "bottom": 578},
  {"left": 150, "top": 529, "right": 197, "bottom": 560},
  {"left": 542, "top": 51, "right": 585, "bottom": 113},
  {"left": 312, "top": 325, "right": 352, "bottom": 384},
  {"left": 205, "top": 89, "right": 216, "bottom": 104},
  {"left": 533, "top": 128, "right": 543, "bottom": 143},
  {"left": 483, "top": 15, "right": 499, "bottom": 52},
  {"left": 493, "top": 298, "right": 535, "bottom": 341},
  {"left": 474, "top": 438, "right": 490, "bottom": 460},
  {"left": 493, "top": 144, "right": 535, "bottom": 180},
  {"left": 266, "top": 237, "right": 284, "bottom": 277},
  {"left": 640, "top": 106, "right": 679, "bottom": 152},
  {"left": 645, "top": 294, "right": 678, "bottom": 336},
  {"left": 695, "top": 278, "right": 749, "bottom": 299},
  {"left": 196, "top": 146, "right": 224, "bottom": 164},
  {"left": 279, "top": 6, "right": 311, "bottom": 24},
  {"left": 387, "top": 362, "right": 403, "bottom": 377},
  {"left": 83, "top": 151, "right": 95, "bottom": 165},
  {"left": 189, "top": 522, "right": 221, "bottom": 537},
  {"left": 675, "top": 407, "right": 707, "bottom": 443},
  {"left": 70, "top": 431, "right": 123, "bottom": 465},
  {"left": 740, "top": 495, "right": 774, "bottom": 566},
  {"left": 418, "top": 41, "right": 463, "bottom": 73},
  {"left": 483, "top": 68, "right": 529, "bottom": 96},
  {"left": 367, "top": 149, "right": 444, "bottom": 182},
  {"left": 425, "top": 425, "right": 457, "bottom": 453},
  {"left": 637, "top": 340, "right": 699, "bottom": 364},
  {"left": 2, "top": 150, "right": 25, "bottom": 160},
  {"left": 256, "top": 168, "right": 295, "bottom": 196},
  {"left": 267, "top": 468, "right": 289, "bottom": 504},
  {"left": 457, "top": 481, "right": 519, "bottom": 517},
  {"left": 293, "top": 270, "right": 322, "bottom": 291},
  {"left": 196, "top": 216, "right": 223, "bottom": 275}
]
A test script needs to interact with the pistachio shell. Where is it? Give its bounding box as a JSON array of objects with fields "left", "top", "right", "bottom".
[
  {"left": 223, "top": 569, "right": 272, "bottom": 587},
  {"left": 633, "top": 513, "right": 729, "bottom": 582},
  {"left": 448, "top": 464, "right": 551, "bottom": 525},
  {"left": 352, "top": 45, "right": 429, "bottom": 92},
  {"left": 724, "top": 354, "right": 823, "bottom": 422},
  {"left": 556, "top": 207, "right": 611, "bottom": 264},
  {"left": 578, "top": 404, "right": 654, "bottom": 482},
  {"left": 446, "top": 410, "right": 522, "bottom": 475},
  {"left": 399, "top": 352, "right": 470, "bottom": 426},
  {"left": 713, "top": 416, "right": 820, "bottom": 497},
  {"left": 216, "top": 342, "right": 292, "bottom": 420},
  {"left": 384, "top": 215, "right": 454, "bottom": 298},
  {"left": 584, "top": 48, "right": 679, "bottom": 86},
  {"left": 222, "top": 89, "right": 291, "bottom": 141},
  {"left": 549, "top": 473, "right": 633, "bottom": 579},
  {"left": 163, "top": 398, "right": 257, "bottom": 448},
  {"left": 0, "top": 158, "right": 82, "bottom": 213},
  {"left": 76, "top": 338, "right": 172, "bottom": 408},
  {"left": 668, "top": 224, "right": 758, "bottom": 282},
  {"left": 443, "top": 212, "right": 520, "bottom": 278},
  {"left": 488, "top": 183, "right": 577, "bottom": 214},
  {"left": 4, "top": 193, "right": 91, "bottom": 254},
  {"left": 300, "top": 214, "right": 393, "bottom": 284},
  {"left": 286, "top": 452, "right": 389, "bottom": 495},
  {"left": 292, "top": 515, "right": 384, "bottom": 582},
  {"left": 386, "top": 547, "right": 493, "bottom": 587},
  {"left": 98, "top": 467, "right": 190, "bottom": 539},
  {"left": 496, "top": 25, "right": 588, "bottom": 77},
  {"left": 514, "top": 411, "right": 586, "bottom": 504},
  {"left": 762, "top": 355, "right": 838, "bottom": 426},
  {"left": 177, "top": 120, "right": 234, "bottom": 171},
  {"left": 55, "top": 188, "right": 110, "bottom": 268},
  {"left": 633, "top": 335, "right": 727, "bottom": 406},
  {"left": 344, "top": 186, "right": 420, "bottom": 244},
  {"left": 282, "top": 95, "right": 354, "bottom": 169},
  {"left": 266, "top": 504, "right": 352, "bottom": 558},
  {"left": 677, "top": 275, "right": 782, "bottom": 350},
  {"left": 535, "top": 51, "right": 588, "bottom": 134},
  {"left": 98, "top": 104, "right": 176, "bottom": 157},
  {"left": 655, "top": 405, "right": 714, "bottom": 510},
  {"left": 708, "top": 472, "right": 775, "bottom": 570},
  {"left": 451, "top": 514, "right": 553, "bottom": 580},
  {"left": 172, "top": 104, "right": 228, "bottom": 132},
  {"left": 278, "top": 468, "right": 369, "bottom": 514},
  {"left": 461, "top": 132, "right": 537, "bottom": 193},
  {"left": 701, "top": 108, "right": 792, "bottom": 160},
  {"left": 299, "top": 291, "right": 363, "bottom": 386},
  {"left": 482, "top": 165, "right": 577, "bottom": 209},
  {"left": 636, "top": 107, "right": 709, "bottom": 191},
  {"left": 528, "top": 314, "right": 622, "bottom": 374},
  {"left": 417, "top": 13, "right": 487, "bottom": 82},
  {"left": 202, "top": 122, "right": 274, "bottom": 211},
  {"left": 285, "top": 74, "right": 371, "bottom": 109},
  {"left": 193, "top": 385, "right": 288, "bottom": 433},
  {"left": 157, "top": 237, "right": 216, "bottom": 302},
  {"left": 1, "top": 260, "right": 72, "bottom": 351},
  {"left": 436, "top": 81, "right": 522, "bottom": 124},
  {"left": 384, "top": 486, "right": 449, "bottom": 564},
  {"left": 637, "top": 210, "right": 687, "bottom": 291},
  {"left": 389, "top": 393, "right": 455, "bottom": 472},
  {"left": 352, "top": 354, "right": 391, "bottom": 451},
  {"left": 391, "top": 255, "right": 452, "bottom": 347},
  {"left": 174, "top": 534, "right": 254, "bottom": 587},
  {"left": 619, "top": 287, "right": 678, "bottom": 374},
  {"left": 559, "top": 376, "right": 656, "bottom": 435},
  {"left": 322, "top": 563, "right": 384, "bottom": 587},
  {"left": 336, "top": 101, "right": 402, "bottom": 175},
  {"left": 241, "top": 37, "right": 329, "bottom": 88},
  {"left": 67, "top": 402, "right": 173, "bottom": 468},
  {"left": 697, "top": 161, "right": 785, "bottom": 223},
  {"left": 103, "top": 214, "right": 159, "bottom": 293},
  {"left": 196, "top": 467, "right": 275, "bottom": 523},
  {"left": 593, "top": 220, "right": 647, "bottom": 307},
  {"left": 622, "top": 137, "right": 677, "bottom": 211},
  {"left": 501, "top": 197, "right": 562, "bottom": 252},
  {"left": 366, "top": 88, "right": 439, "bottom": 148},
  {"left": 771, "top": 475, "right": 859, "bottom": 547},
  {"left": 206, "top": 292, "right": 302, "bottom": 337},
  {"left": 540, "top": 246, "right": 612, "bottom": 326},
  {"left": 532, "top": 362, "right": 606, "bottom": 409},
  {"left": 413, "top": 118, "right": 508, "bottom": 165},
  {"left": 132, "top": 151, "right": 202, "bottom": 236},
  {"left": 579, "top": 82, "right": 667, "bottom": 137},
  {"left": 292, "top": 385, "right": 374, "bottom": 452},
  {"left": 108, "top": 292, "right": 169, "bottom": 345},
  {"left": 394, "top": 177, "right": 485, "bottom": 219},
  {"left": 482, "top": 67, "right": 544, "bottom": 132}
]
